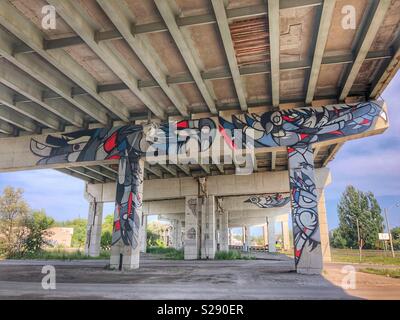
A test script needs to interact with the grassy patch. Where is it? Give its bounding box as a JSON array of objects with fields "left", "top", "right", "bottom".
[
  {"left": 331, "top": 249, "right": 400, "bottom": 266},
  {"left": 147, "top": 246, "right": 184, "bottom": 260},
  {"left": 215, "top": 250, "right": 255, "bottom": 260},
  {"left": 6, "top": 249, "right": 110, "bottom": 260},
  {"left": 359, "top": 268, "right": 400, "bottom": 279}
]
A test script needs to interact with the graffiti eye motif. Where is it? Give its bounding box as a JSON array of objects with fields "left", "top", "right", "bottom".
[
  {"left": 271, "top": 112, "right": 282, "bottom": 125},
  {"left": 73, "top": 144, "right": 80, "bottom": 151}
]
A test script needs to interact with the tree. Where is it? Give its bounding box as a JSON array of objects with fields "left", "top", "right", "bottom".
[
  {"left": 332, "top": 186, "right": 384, "bottom": 249},
  {"left": 100, "top": 214, "right": 114, "bottom": 250},
  {"left": 22, "top": 210, "right": 55, "bottom": 255},
  {"left": 0, "top": 187, "right": 29, "bottom": 256},
  {"left": 147, "top": 221, "right": 169, "bottom": 247},
  {"left": 391, "top": 227, "right": 400, "bottom": 250}
]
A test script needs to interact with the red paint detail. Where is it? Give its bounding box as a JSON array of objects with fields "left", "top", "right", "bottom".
[
  {"left": 287, "top": 147, "right": 295, "bottom": 153},
  {"left": 106, "top": 155, "right": 121, "bottom": 160},
  {"left": 114, "top": 220, "right": 121, "bottom": 231},
  {"left": 128, "top": 192, "right": 133, "bottom": 217},
  {"left": 177, "top": 120, "right": 189, "bottom": 129},
  {"left": 282, "top": 115, "right": 295, "bottom": 122},
  {"left": 303, "top": 227, "right": 308, "bottom": 233},
  {"left": 218, "top": 124, "right": 237, "bottom": 149},
  {"left": 295, "top": 249, "right": 301, "bottom": 257},
  {"left": 299, "top": 133, "right": 309, "bottom": 140},
  {"left": 104, "top": 132, "right": 118, "bottom": 153},
  {"left": 329, "top": 130, "right": 343, "bottom": 135},
  {"left": 361, "top": 119, "right": 370, "bottom": 125}
]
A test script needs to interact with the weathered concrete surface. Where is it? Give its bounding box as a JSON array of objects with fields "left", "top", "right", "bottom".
[{"left": 0, "top": 258, "right": 398, "bottom": 300}]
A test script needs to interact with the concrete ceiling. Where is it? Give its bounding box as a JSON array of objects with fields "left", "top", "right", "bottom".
[{"left": 0, "top": 0, "right": 398, "bottom": 182}]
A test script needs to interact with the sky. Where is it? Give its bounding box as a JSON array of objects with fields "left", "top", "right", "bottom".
[{"left": 0, "top": 73, "right": 399, "bottom": 233}]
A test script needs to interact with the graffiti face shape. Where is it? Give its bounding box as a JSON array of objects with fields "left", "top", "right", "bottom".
[{"left": 245, "top": 194, "right": 290, "bottom": 208}]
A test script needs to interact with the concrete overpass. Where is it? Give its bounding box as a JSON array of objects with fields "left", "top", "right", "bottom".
[{"left": 0, "top": 0, "right": 398, "bottom": 274}]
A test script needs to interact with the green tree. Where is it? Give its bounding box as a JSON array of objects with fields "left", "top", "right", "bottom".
[
  {"left": 333, "top": 186, "right": 384, "bottom": 249},
  {"left": 391, "top": 227, "right": 400, "bottom": 250},
  {"left": 22, "top": 210, "right": 55, "bottom": 254},
  {"left": 0, "top": 187, "right": 29, "bottom": 256},
  {"left": 147, "top": 221, "right": 168, "bottom": 247},
  {"left": 100, "top": 214, "right": 114, "bottom": 250}
]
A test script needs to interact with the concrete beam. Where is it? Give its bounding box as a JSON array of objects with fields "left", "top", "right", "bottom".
[
  {"left": 306, "top": 0, "right": 336, "bottom": 104},
  {"left": 268, "top": 0, "right": 280, "bottom": 107},
  {"left": 155, "top": 0, "right": 217, "bottom": 114},
  {"left": 47, "top": 0, "right": 163, "bottom": 120},
  {"left": 370, "top": 34, "right": 400, "bottom": 98},
  {"left": 0, "top": 84, "right": 56, "bottom": 131},
  {"left": 0, "top": 119, "right": 14, "bottom": 135},
  {"left": 86, "top": 167, "right": 331, "bottom": 202},
  {"left": 0, "top": 104, "right": 37, "bottom": 133},
  {"left": 158, "top": 164, "right": 177, "bottom": 177},
  {"left": 211, "top": 0, "right": 248, "bottom": 111},
  {"left": 0, "top": 62, "right": 67, "bottom": 130},
  {"left": 97, "top": 0, "right": 188, "bottom": 117},
  {"left": 339, "top": 0, "right": 391, "bottom": 101},
  {"left": 0, "top": 27, "right": 109, "bottom": 125},
  {"left": 0, "top": 1, "right": 127, "bottom": 123}
]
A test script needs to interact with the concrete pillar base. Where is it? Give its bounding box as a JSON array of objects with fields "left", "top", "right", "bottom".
[{"left": 110, "top": 244, "right": 139, "bottom": 270}]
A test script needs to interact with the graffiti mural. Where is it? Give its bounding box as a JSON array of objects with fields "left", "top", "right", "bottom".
[
  {"left": 288, "top": 144, "right": 320, "bottom": 269},
  {"left": 218, "top": 101, "right": 386, "bottom": 149},
  {"left": 244, "top": 194, "right": 290, "bottom": 208},
  {"left": 29, "top": 101, "right": 386, "bottom": 257}
]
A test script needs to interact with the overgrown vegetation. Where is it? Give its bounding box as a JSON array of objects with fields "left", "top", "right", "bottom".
[
  {"left": 7, "top": 249, "right": 110, "bottom": 260},
  {"left": 359, "top": 268, "right": 400, "bottom": 279},
  {"left": 0, "top": 187, "right": 55, "bottom": 258},
  {"left": 147, "top": 246, "right": 183, "bottom": 260},
  {"left": 215, "top": 250, "right": 255, "bottom": 260}
]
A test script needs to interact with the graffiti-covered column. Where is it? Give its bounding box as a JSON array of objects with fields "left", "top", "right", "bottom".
[
  {"left": 84, "top": 199, "right": 103, "bottom": 257},
  {"left": 184, "top": 196, "right": 200, "bottom": 259},
  {"left": 110, "top": 155, "right": 144, "bottom": 270},
  {"left": 288, "top": 144, "right": 322, "bottom": 274}
]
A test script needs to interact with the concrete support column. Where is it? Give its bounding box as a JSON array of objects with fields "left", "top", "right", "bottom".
[
  {"left": 84, "top": 200, "right": 103, "bottom": 257},
  {"left": 263, "top": 224, "right": 268, "bottom": 247},
  {"left": 219, "top": 210, "right": 229, "bottom": 251},
  {"left": 268, "top": 217, "right": 276, "bottom": 253},
  {"left": 282, "top": 220, "right": 290, "bottom": 251},
  {"left": 201, "top": 196, "right": 216, "bottom": 259},
  {"left": 110, "top": 156, "right": 144, "bottom": 270},
  {"left": 243, "top": 225, "right": 250, "bottom": 252},
  {"left": 184, "top": 196, "right": 200, "bottom": 259},
  {"left": 317, "top": 189, "right": 332, "bottom": 262},
  {"left": 288, "top": 145, "right": 322, "bottom": 274},
  {"left": 140, "top": 215, "right": 147, "bottom": 253}
]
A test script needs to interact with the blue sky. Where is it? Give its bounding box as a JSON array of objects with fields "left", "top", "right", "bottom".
[{"left": 0, "top": 73, "right": 399, "bottom": 233}]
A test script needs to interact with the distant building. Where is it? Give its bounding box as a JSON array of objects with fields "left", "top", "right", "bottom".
[{"left": 45, "top": 227, "right": 74, "bottom": 248}]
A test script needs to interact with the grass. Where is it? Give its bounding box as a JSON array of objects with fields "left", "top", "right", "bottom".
[
  {"left": 6, "top": 249, "right": 110, "bottom": 260},
  {"left": 146, "top": 246, "right": 184, "bottom": 260},
  {"left": 359, "top": 268, "right": 400, "bottom": 279},
  {"left": 331, "top": 249, "right": 400, "bottom": 266},
  {"left": 214, "top": 250, "right": 256, "bottom": 260}
]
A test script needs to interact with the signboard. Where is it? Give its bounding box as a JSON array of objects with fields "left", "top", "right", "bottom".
[{"left": 378, "top": 233, "right": 390, "bottom": 241}]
